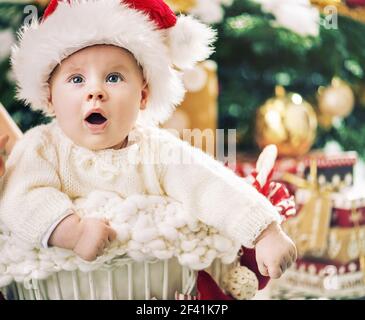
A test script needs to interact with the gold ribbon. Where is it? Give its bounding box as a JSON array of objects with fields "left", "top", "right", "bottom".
[{"left": 282, "top": 160, "right": 333, "bottom": 256}]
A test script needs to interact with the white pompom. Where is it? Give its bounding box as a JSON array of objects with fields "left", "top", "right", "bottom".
[
  {"left": 133, "top": 215, "right": 150, "bottom": 232},
  {"left": 213, "top": 234, "right": 233, "bottom": 252},
  {"left": 159, "top": 224, "right": 179, "bottom": 242},
  {"left": 179, "top": 253, "right": 200, "bottom": 266},
  {"left": 146, "top": 239, "right": 166, "bottom": 251},
  {"left": 181, "top": 239, "right": 199, "bottom": 252},
  {"left": 127, "top": 251, "right": 145, "bottom": 262},
  {"left": 132, "top": 227, "right": 158, "bottom": 243},
  {"left": 203, "top": 236, "right": 213, "bottom": 246},
  {"left": 191, "top": 246, "right": 206, "bottom": 257},
  {"left": 112, "top": 223, "right": 130, "bottom": 243},
  {"left": 204, "top": 249, "right": 217, "bottom": 262},
  {"left": 154, "top": 250, "right": 173, "bottom": 260},
  {"left": 168, "top": 15, "right": 216, "bottom": 70},
  {"left": 220, "top": 248, "right": 240, "bottom": 265},
  {"left": 118, "top": 202, "right": 137, "bottom": 221},
  {"left": 128, "top": 240, "right": 143, "bottom": 251}
]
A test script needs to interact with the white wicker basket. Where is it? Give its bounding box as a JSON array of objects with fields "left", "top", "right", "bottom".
[{"left": 1, "top": 256, "right": 232, "bottom": 300}]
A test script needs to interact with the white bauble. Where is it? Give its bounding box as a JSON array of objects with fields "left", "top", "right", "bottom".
[{"left": 319, "top": 79, "right": 355, "bottom": 118}]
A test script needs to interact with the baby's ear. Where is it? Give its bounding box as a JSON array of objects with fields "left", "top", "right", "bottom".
[
  {"left": 140, "top": 81, "right": 149, "bottom": 110},
  {"left": 46, "top": 92, "right": 55, "bottom": 115}
]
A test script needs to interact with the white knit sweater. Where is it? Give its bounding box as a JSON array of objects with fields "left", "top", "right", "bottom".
[{"left": 0, "top": 121, "right": 281, "bottom": 249}]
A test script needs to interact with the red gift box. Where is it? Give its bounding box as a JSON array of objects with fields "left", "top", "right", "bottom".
[
  {"left": 332, "top": 194, "right": 365, "bottom": 227},
  {"left": 227, "top": 151, "right": 357, "bottom": 196},
  {"left": 295, "top": 188, "right": 365, "bottom": 228},
  {"left": 299, "top": 151, "right": 357, "bottom": 190}
]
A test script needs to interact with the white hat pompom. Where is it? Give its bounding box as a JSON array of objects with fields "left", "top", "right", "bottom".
[{"left": 168, "top": 15, "right": 217, "bottom": 70}]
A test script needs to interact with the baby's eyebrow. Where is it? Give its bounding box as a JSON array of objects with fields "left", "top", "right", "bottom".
[
  {"left": 62, "top": 64, "right": 85, "bottom": 74},
  {"left": 108, "top": 64, "right": 130, "bottom": 72}
]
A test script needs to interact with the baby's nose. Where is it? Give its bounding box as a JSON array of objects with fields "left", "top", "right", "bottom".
[{"left": 86, "top": 88, "right": 107, "bottom": 102}]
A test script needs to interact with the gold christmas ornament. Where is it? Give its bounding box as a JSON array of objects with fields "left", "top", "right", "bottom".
[
  {"left": 255, "top": 86, "right": 318, "bottom": 157},
  {"left": 162, "top": 60, "right": 218, "bottom": 155},
  {"left": 165, "top": 0, "right": 197, "bottom": 13},
  {"left": 222, "top": 264, "right": 259, "bottom": 300},
  {"left": 317, "top": 111, "right": 334, "bottom": 130},
  {"left": 318, "top": 78, "right": 355, "bottom": 118}
]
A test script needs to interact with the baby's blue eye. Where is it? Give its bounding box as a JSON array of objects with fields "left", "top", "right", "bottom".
[
  {"left": 106, "top": 73, "right": 122, "bottom": 83},
  {"left": 70, "top": 76, "right": 84, "bottom": 84}
]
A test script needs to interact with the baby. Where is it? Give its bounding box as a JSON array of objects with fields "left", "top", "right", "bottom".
[{"left": 0, "top": 0, "right": 296, "bottom": 282}]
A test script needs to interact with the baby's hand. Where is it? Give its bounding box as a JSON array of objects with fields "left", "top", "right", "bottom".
[
  {"left": 73, "top": 218, "right": 117, "bottom": 261},
  {"left": 49, "top": 214, "right": 117, "bottom": 261},
  {"left": 254, "top": 222, "right": 297, "bottom": 279},
  {"left": 0, "top": 134, "right": 9, "bottom": 177}
]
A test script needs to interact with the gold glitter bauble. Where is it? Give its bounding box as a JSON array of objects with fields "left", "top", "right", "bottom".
[
  {"left": 255, "top": 87, "right": 318, "bottom": 157},
  {"left": 165, "top": 0, "right": 197, "bottom": 12},
  {"left": 318, "top": 78, "right": 355, "bottom": 118},
  {"left": 317, "top": 112, "right": 334, "bottom": 130}
]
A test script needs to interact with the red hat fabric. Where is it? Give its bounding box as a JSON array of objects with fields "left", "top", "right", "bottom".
[{"left": 43, "top": 0, "right": 178, "bottom": 28}]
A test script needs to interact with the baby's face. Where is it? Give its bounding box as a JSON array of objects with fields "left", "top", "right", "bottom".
[{"left": 49, "top": 45, "right": 148, "bottom": 150}]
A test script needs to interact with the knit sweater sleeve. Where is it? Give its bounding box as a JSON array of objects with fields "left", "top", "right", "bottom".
[
  {"left": 155, "top": 129, "right": 281, "bottom": 248},
  {"left": 0, "top": 126, "right": 74, "bottom": 247}
]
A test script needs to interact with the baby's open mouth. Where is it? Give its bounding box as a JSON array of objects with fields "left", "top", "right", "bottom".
[{"left": 85, "top": 112, "right": 107, "bottom": 125}]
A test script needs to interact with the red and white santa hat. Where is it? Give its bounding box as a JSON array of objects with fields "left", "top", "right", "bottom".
[{"left": 11, "top": 0, "right": 216, "bottom": 125}]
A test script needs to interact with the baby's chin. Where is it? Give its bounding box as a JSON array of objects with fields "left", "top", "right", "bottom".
[
  {"left": 84, "top": 140, "right": 126, "bottom": 151},
  {"left": 59, "top": 126, "right": 128, "bottom": 151},
  {"left": 74, "top": 135, "right": 127, "bottom": 151}
]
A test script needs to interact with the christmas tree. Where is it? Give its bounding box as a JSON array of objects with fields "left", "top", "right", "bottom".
[
  {"left": 0, "top": 1, "right": 50, "bottom": 131},
  {"left": 212, "top": 0, "right": 365, "bottom": 158}
]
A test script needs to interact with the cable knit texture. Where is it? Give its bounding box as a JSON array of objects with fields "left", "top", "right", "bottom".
[{"left": 0, "top": 121, "right": 281, "bottom": 285}]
